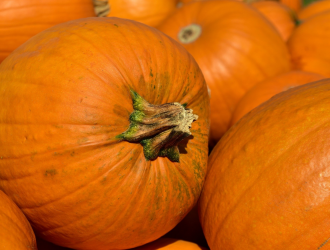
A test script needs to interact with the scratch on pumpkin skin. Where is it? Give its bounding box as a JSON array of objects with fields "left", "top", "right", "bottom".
[{"left": 318, "top": 237, "right": 330, "bottom": 249}]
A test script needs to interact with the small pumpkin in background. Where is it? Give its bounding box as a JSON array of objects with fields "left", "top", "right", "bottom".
[
  {"left": 297, "top": 0, "right": 330, "bottom": 21},
  {"left": 158, "top": 0, "right": 291, "bottom": 147},
  {"left": 288, "top": 10, "right": 330, "bottom": 77},
  {"left": 131, "top": 238, "right": 208, "bottom": 250},
  {"left": 199, "top": 78, "right": 330, "bottom": 249},
  {"left": 0, "top": 17, "right": 209, "bottom": 250},
  {"left": 0, "top": 0, "right": 95, "bottom": 63},
  {"left": 230, "top": 70, "right": 325, "bottom": 125},
  {"left": 93, "top": 0, "right": 178, "bottom": 27},
  {"left": 250, "top": 0, "right": 296, "bottom": 41},
  {"left": 0, "top": 190, "right": 37, "bottom": 250}
]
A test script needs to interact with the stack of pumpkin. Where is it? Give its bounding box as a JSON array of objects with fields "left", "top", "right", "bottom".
[{"left": 1, "top": 0, "right": 330, "bottom": 250}]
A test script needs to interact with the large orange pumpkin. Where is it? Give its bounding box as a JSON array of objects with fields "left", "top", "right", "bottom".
[
  {"left": 288, "top": 10, "right": 330, "bottom": 77},
  {"left": 93, "top": 0, "right": 178, "bottom": 27},
  {"left": 0, "top": 190, "right": 37, "bottom": 250},
  {"left": 0, "top": 0, "right": 95, "bottom": 63},
  {"left": 0, "top": 17, "right": 209, "bottom": 250},
  {"left": 250, "top": 0, "right": 296, "bottom": 41},
  {"left": 158, "top": 0, "right": 291, "bottom": 147},
  {"left": 230, "top": 70, "right": 325, "bottom": 125},
  {"left": 199, "top": 78, "right": 330, "bottom": 249},
  {"left": 132, "top": 238, "right": 208, "bottom": 250}
]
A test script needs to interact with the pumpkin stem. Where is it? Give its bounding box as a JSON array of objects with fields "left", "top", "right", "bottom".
[
  {"left": 93, "top": 0, "right": 110, "bottom": 17},
  {"left": 116, "top": 90, "right": 198, "bottom": 162},
  {"left": 178, "top": 24, "right": 202, "bottom": 44}
]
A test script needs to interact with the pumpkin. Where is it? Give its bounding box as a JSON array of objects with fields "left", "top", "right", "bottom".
[
  {"left": 297, "top": 0, "right": 330, "bottom": 21},
  {"left": 157, "top": 0, "right": 291, "bottom": 147},
  {"left": 288, "top": 10, "right": 330, "bottom": 77},
  {"left": 132, "top": 238, "right": 208, "bottom": 250},
  {"left": 93, "top": 0, "right": 178, "bottom": 27},
  {"left": 280, "top": 0, "right": 301, "bottom": 12},
  {"left": 250, "top": 0, "right": 296, "bottom": 41},
  {"left": 0, "top": 0, "right": 95, "bottom": 63},
  {"left": 0, "top": 17, "right": 209, "bottom": 250},
  {"left": 230, "top": 70, "right": 325, "bottom": 125},
  {"left": 199, "top": 78, "right": 330, "bottom": 249},
  {"left": 0, "top": 190, "right": 37, "bottom": 250}
]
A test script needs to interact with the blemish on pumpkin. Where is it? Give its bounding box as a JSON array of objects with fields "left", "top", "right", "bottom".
[
  {"left": 45, "top": 169, "right": 57, "bottom": 177},
  {"left": 100, "top": 176, "right": 107, "bottom": 185},
  {"left": 114, "top": 24, "right": 118, "bottom": 27},
  {"left": 150, "top": 68, "right": 153, "bottom": 77}
]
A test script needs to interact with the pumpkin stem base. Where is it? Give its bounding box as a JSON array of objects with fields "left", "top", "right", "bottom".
[{"left": 117, "top": 90, "right": 198, "bottom": 162}]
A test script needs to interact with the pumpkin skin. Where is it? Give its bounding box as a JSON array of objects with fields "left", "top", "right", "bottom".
[
  {"left": 158, "top": 0, "right": 291, "bottom": 147},
  {"left": 0, "top": 190, "right": 37, "bottom": 250},
  {"left": 230, "top": 70, "right": 325, "bottom": 125},
  {"left": 280, "top": 0, "right": 301, "bottom": 12},
  {"left": 93, "top": 0, "right": 178, "bottom": 27},
  {"left": 0, "top": 17, "right": 209, "bottom": 250},
  {"left": 199, "top": 78, "right": 330, "bottom": 249},
  {"left": 297, "top": 0, "right": 330, "bottom": 21},
  {"left": 250, "top": 0, "right": 296, "bottom": 41},
  {"left": 288, "top": 10, "right": 330, "bottom": 77},
  {"left": 0, "top": 0, "right": 95, "bottom": 63},
  {"left": 132, "top": 238, "right": 208, "bottom": 250}
]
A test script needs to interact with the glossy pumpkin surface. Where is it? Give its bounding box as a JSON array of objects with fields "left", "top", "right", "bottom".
[
  {"left": 0, "top": 17, "right": 209, "bottom": 250},
  {"left": 158, "top": 0, "right": 290, "bottom": 147},
  {"left": 230, "top": 70, "right": 325, "bottom": 125},
  {"left": 0, "top": 190, "right": 37, "bottom": 250},
  {"left": 93, "top": 0, "right": 178, "bottom": 27},
  {"left": 288, "top": 10, "right": 330, "bottom": 77},
  {"left": 251, "top": 0, "right": 296, "bottom": 41},
  {"left": 0, "top": 0, "right": 95, "bottom": 63},
  {"left": 132, "top": 238, "right": 208, "bottom": 250},
  {"left": 199, "top": 78, "right": 330, "bottom": 249}
]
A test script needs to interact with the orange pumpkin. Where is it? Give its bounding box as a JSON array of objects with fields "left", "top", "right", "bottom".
[
  {"left": 199, "top": 78, "right": 330, "bottom": 249},
  {"left": 288, "top": 10, "right": 330, "bottom": 77},
  {"left": 132, "top": 238, "right": 208, "bottom": 250},
  {"left": 0, "top": 190, "right": 37, "bottom": 250},
  {"left": 0, "top": 0, "right": 95, "bottom": 63},
  {"left": 230, "top": 70, "right": 325, "bottom": 125},
  {"left": 280, "top": 0, "right": 301, "bottom": 12},
  {"left": 93, "top": 0, "right": 178, "bottom": 27},
  {"left": 0, "top": 17, "right": 209, "bottom": 250},
  {"left": 250, "top": 0, "right": 296, "bottom": 41},
  {"left": 297, "top": 0, "right": 330, "bottom": 21},
  {"left": 158, "top": 0, "right": 290, "bottom": 147}
]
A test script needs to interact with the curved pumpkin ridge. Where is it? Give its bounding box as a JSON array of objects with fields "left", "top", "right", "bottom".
[
  {"left": 200, "top": 80, "right": 330, "bottom": 249},
  {"left": 208, "top": 123, "right": 328, "bottom": 245}
]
